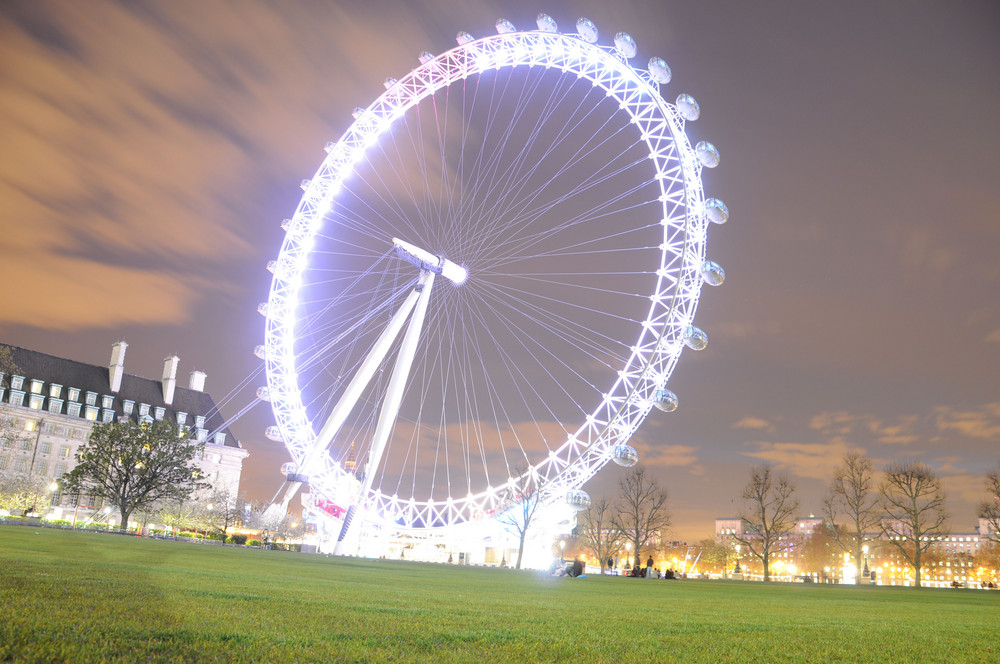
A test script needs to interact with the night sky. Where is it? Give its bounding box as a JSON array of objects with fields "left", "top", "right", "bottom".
[{"left": 1, "top": 0, "right": 997, "bottom": 541}]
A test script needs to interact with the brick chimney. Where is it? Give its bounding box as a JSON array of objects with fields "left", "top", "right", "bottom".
[
  {"left": 109, "top": 341, "right": 128, "bottom": 393},
  {"left": 188, "top": 370, "right": 206, "bottom": 392},
  {"left": 162, "top": 355, "right": 180, "bottom": 405}
]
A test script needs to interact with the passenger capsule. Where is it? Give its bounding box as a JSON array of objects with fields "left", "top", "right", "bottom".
[
  {"left": 352, "top": 107, "right": 365, "bottom": 119},
  {"left": 300, "top": 179, "right": 311, "bottom": 191},
  {"left": 536, "top": 13, "right": 558, "bottom": 32},
  {"left": 705, "top": 198, "right": 729, "bottom": 224},
  {"left": 684, "top": 326, "right": 708, "bottom": 351},
  {"left": 266, "top": 260, "right": 276, "bottom": 273},
  {"left": 496, "top": 18, "right": 516, "bottom": 34},
  {"left": 695, "top": 141, "right": 721, "bottom": 168},
  {"left": 676, "top": 94, "right": 700, "bottom": 121},
  {"left": 612, "top": 444, "right": 639, "bottom": 467},
  {"left": 648, "top": 57, "right": 671, "bottom": 84},
  {"left": 653, "top": 389, "right": 678, "bottom": 412},
  {"left": 383, "top": 77, "right": 397, "bottom": 90},
  {"left": 576, "top": 17, "right": 599, "bottom": 43},
  {"left": 456, "top": 31, "right": 474, "bottom": 45},
  {"left": 265, "top": 426, "right": 283, "bottom": 442},
  {"left": 281, "top": 461, "right": 298, "bottom": 476},
  {"left": 253, "top": 345, "right": 266, "bottom": 359},
  {"left": 701, "top": 260, "right": 726, "bottom": 286},
  {"left": 256, "top": 302, "right": 269, "bottom": 317},
  {"left": 614, "top": 32, "right": 637, "bottom": 58},
  {"left": 280, "top": 218, "right": 291, "bottom": 231},
  {"left": 566, "top": 490, "right": 591, "bottom": 511},
  {"left": 418, "top": 51, "right": 434, "bottom": 65},
  {"left": 256, "top": 386, "right": 270, "bottom": 402}
]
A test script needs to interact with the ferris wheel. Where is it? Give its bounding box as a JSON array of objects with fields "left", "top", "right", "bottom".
[{"left": 262, "top": 13, "right": 729, "bottom": 551}]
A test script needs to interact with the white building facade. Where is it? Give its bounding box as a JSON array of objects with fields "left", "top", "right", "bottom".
[{"left": 0, "top": 341, "right": 248, "bottom": 525}]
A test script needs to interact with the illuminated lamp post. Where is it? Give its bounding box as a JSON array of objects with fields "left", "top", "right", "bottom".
[
  {"left": 862, "top": 544, "right": 870, "bottom": 581},
  {"left": 733, "top": 544, "right": 741, "bottom": 575}
]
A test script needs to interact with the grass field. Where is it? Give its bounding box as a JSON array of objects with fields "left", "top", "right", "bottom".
[{"left": 1, "top": 527, "right": 997, "bottom": 663}]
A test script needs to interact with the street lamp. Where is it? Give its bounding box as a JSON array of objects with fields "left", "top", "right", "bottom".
[{"left": 862, "top": 544, "right": 870, "bottom": 579}]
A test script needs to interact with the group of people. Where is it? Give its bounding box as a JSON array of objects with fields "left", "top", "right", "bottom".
[{"left": 605, "top": 555, "right": 680, "bottom": 579}]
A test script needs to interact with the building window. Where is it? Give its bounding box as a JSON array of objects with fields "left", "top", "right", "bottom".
[
  {"left": 67, "top": 387, "right": 80, "bottom": 402},
  {"left": 123, "top": 400, "right": 135, "bottom": 415},
  {"left": 20, "top": 438, "right": 31, "bottom": 451},
  {"left": 85, "top": 406, "right": 99, "bottom": 422},
  {"left": 15, "top": 458, "right": 28, "bottom": 473},
  {"left": 28, "top": 395, "right": 44, "bottom": 410},
  {"left": 30, "top": 379, "right": 44, "bottom": 394},
  {"left": 11, "top": 376, "right": 24, "bottom": 390},
  {"left": 24, "top": 420, "right": 37, "bottom": 432},
  {"left": 139, "top": 415, "right": 153, "bottom": 427},
  {"left": 0, "top": 455, "right": 6, "bottom": 470},
  {"left": 49, "top": 384, "right": 62, "bottom": 398},
  {"left": 71, "top": 429, "right": 83, "bottom": 439},
  {"left": 60, "top": 445, "right": 71, "bottom": 458},
  {"left": 154, "top": 407, "right": 165, "bottom": 421},
  {"left": 194, "top": 415, "right": 206, "bottom": 429},
  {"left": 101, "top": 410, "right": 114, "bottom": 424},
  {"left": 67, "top": 403, "right": 82, "bottom": 418},
  {"left": 39, "top": 441, "right": 51, "bottom": 455},
  {"left": 213, "top": 433, "right": 227, "bottom": 447},
  {"left": 176, "top": 411, "right": 187, "bottom": 426},
  {"left": 139, "top": 403, "right": 150, "bottom": 417},
  {"left": 196, "top": 428, "right": 208, "bottom": 442},
  {"left": 36, "top": 460, "right": 48, "bottom": 475},
  {"left": 42, "top": 422, "right": 55, "bottom": 434},
  {"left": 85, "top": 392, "right": 98, "bottom": 407},
  {"left": 9, "top": 390, "right": 25, "bottom": 407},
  {"left": 101, "top": 395, "right": 114, "bottom": 409},
  {"left": 55, "top": 463, "right": 66, "bottom": 476},
  {"left": 47, "top": 399, "right": 63, "bottom": 414}
]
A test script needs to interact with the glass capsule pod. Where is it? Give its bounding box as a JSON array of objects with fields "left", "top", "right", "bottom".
[
  {"left": 695, "top": 141, "right": 721, "bottom": 168},
  {"left": 648, "top": 57, "right": 671, "bottom": 84},
  {"left": 701, "top": 260, "right": 726, "bottom": 286},
  {"left": 256, "top": 386, "right": 271, "bottom": 402},
  {"left": 676, "top": 94, "right": 700, "bottom": 121},
  {"left": 684, "top": 326, "right": 708, "bottom": 351},
  {"left": 614, "top": 32, "right": 637, "bottom": 58},
  {"left": 576, "top": 17, "right": 599, "bottom": 43},
  {"left": 612, "top": 444, "right": 639, "bottom": 467},
  {"left": 456, "top": 31, "right": 474, "bottom": 45},
  {"left": 566, "top": 489, "right": 591, "bottom": 511},
  {"left": 496, "top": 18, "right": 516, "bottom": 34},
  {"left": 653, "top": 389, "right": 678, "bottom": 412},
  {"left": 536, "top": 13, "right": 558, "bottom": 32},
  {"left": 265, "top": 426, "right": 283, "bottom": 442},
  {"left": 705, "top": 198, "right": 729, "bottom": 224}
]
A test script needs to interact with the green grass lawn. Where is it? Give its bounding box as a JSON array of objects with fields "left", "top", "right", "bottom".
[{"left": 1, "top": 527, "right": 997, "bottom": 663}]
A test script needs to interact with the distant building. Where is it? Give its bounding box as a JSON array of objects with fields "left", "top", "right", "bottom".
[{"left": 0, "top": 341, "right": 248, "bottom": 526}]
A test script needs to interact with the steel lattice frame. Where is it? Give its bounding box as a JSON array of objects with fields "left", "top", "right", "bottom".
[{"left": 264, "top": 27, "right": 717, "bottom": 533}]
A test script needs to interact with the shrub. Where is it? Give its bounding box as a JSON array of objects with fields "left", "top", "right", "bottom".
[
  {"left": 247, "top": 539, "right": 261, "bottom": 547},
  {"left": 230, "top": 534, "right": 248, "bottom": 546}
]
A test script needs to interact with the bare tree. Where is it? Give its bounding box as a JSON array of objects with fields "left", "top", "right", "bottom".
[
  {"left": 735, "top": 465, "right": 799, "bottom": 582},
  {"left": 495, "top": 467, "right": 546, "bottom": 569},
  {"left": 823, "top": 452, "right": 881, "bottom": 578},
  {"left": 578, "top": 495, "right": 623, "bottom": 573},
  {"left": 611, "top": 465, "right": 671, "bottom": 568},
  {"left": 977, "top": 465, "right": 1000, "bottom": 543},
  {"left": 198, "top": 485, "right": 247, "bottom": 543},
  {"left": 879, "top": 462, "right": 949, "bottom": 588}
]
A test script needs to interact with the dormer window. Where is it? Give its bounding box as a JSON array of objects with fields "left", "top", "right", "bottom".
[
  {"left": 195, "top": 428, "right": 208, "bottom": 442},
  {"left": 9, "top": 391, "right": 24, "bottom": 407},
  {"left": 85, "top": 391, "right": 98, "bottom": 406},
  {"left": 67, "top": 402, "right": 82, "bottom": 418},
  {"left": 11, "top": 376, "right": 24, "bottom": 390},
  {"left": 101, "top": 409, "right": 114, "bottom": 424},
  {"left": 30, "top": 379, "right": 44, "bottom": 394},
  {"left": 101, "top": 395, "right": 114, "bottom": 409},
  {"left": 139, "top": 403, "right": 150, "bottom": 417},
  {"left": 67, "top": 387, "right": 80, "bottom": 402},
  {"left": 85, "top": 406, "right": 99, "bottom": 421},
  {"left": 213, "top": 432, "right": 227, "bottom": 446},
  {"left": 154, "top": 407, "right": 165, "bottom": 421},
  {"left": 47, "top": 399, "right": 63, "bottom": 414},
  {"left": 28, "top": 394, "right": 44, "bottom": 410},
  {"left": 123, "top": 400, "right": 135, "bottom": 415},
  {"left": 49, "top": 384, "right": 62, "bottom": 398},
  {"left": 176, "top": 412, "right": 188, "bottom": 426},
  {"left": 194, "top": 415, "right": 206, "bottom": 429}
]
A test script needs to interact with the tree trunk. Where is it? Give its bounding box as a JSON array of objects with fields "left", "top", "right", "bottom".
[
  {"left": 913, "top": 548, "right": 922, "bottom": 588},
  {"left": 515, "top": 531, "right": 526, "bottom": 569},
  {"left": 762, "top": 551, "right": 770, "bottom": 582},
  {"left": 119, "top": 508, "right": 132, "bottom": 531}
]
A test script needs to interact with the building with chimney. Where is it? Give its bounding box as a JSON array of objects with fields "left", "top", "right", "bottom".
[{"left": 0, "top": 341, "right": 248, "bottom": 526}]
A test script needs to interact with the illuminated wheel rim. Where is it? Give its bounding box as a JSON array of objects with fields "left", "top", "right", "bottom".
[{"left": 264, "top": 19, "right": 724, "bottom": 533}]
